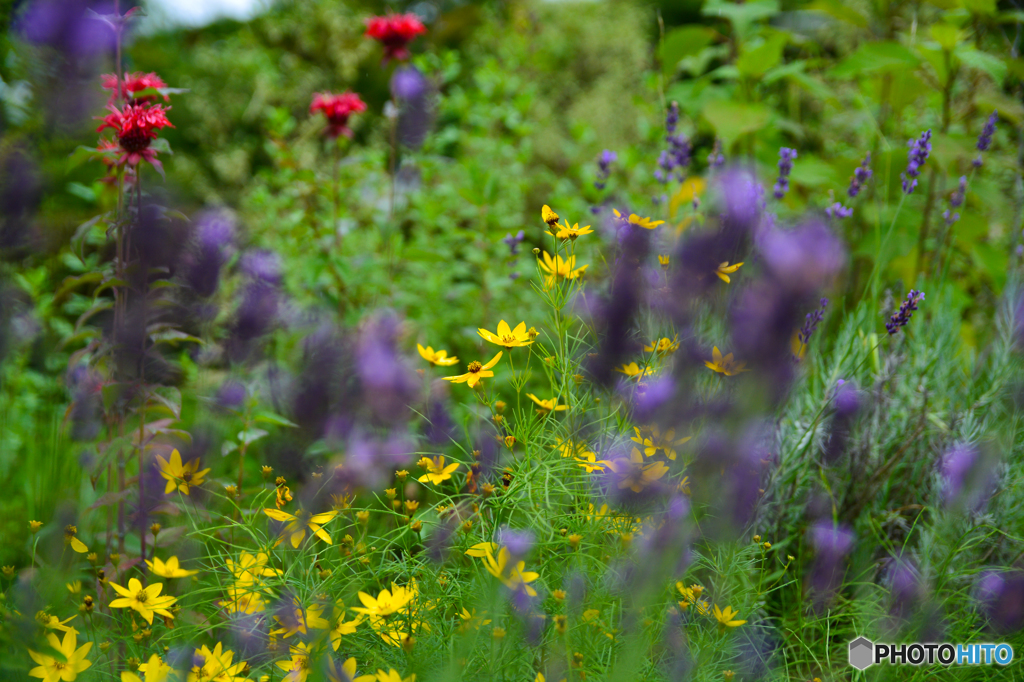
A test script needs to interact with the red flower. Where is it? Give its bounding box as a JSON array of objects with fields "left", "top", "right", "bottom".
[
  {"left": 96, "top": 103, "right": 174, "bottom": 173},
  {"left": 310, "top": 91, "right": 367, "bottom": 138},
  {"left": 364, "top": 13, "right": 427, "bottom": 62},
  {"left": 101, "top": 72, "right": 169, "bottom": 103}
]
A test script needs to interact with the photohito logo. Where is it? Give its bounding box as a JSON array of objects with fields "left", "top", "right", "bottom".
[{"left": 848, "top": 637, "right": 1014, "bottom": 670}]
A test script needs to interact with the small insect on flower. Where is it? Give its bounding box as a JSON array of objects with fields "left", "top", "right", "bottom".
[
  {"left": 704, "top": 347, "right": 749, "bottom": 376},
  {"left": 527, "top": 394, "right": 568, "bottom": 416},
  {"left": 263, "top": 507, "right": 339, "bottom": 548},
  {"left": 713, "top": 604, "right": 747, "bottom": 628},
  {"left": 146, "top": 556, "right": 198, "bottom": 579},
  {"left": 108, "top": 578, "right": 177, "bottom": 624},
  {"left": 29, "top": 630, "right": 93, "bottom": 682},
  {"left": 417, "top": 456, "right": 460, "bottom": 485},
  {"left": 444, "top": 351, "right": 503, "bottom": 388},
  {"left": 156, "top": 449, "right": 210, "bottom": 495},
  {"left": 612, "top": 208, "right": 665, "bottom": 229},
  {"left": 714, "top": 261, "right": 744, "bottom": 283},
  {"left": 479, "top": 320, "right": 535, "bottom": 349}
]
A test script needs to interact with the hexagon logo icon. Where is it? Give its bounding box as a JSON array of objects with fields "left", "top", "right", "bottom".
[{"left": 849, "top": 636, "right": 874, "bottom": 670}]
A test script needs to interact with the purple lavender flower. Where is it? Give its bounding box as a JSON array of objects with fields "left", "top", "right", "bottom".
[
  {"left": 795, "top": 298, "right": 828, "bottom": 358},
  {"left": 17, "top": 0, "right": 116, "bottom": 58},
  {"left": 825, "top": 203, "right": 852, "bottom": 219},
  {"left": 885, "top": 290, "right": 925, "bottom": 335},
  {"left": 217, "top": 380, "right": 247, "bottom": 409},
  {"left": 595, "top": 150, "right": 617, "bottom": 190},
  {"left": 759, "top": 220, "right": 846, "bottom": 295},
  {"left": 655, "top": 103, "right": 691, "bottom": 184},
  {"left": 772, "top": 147, "right": 798, "bottom": 199},
  {"left": 973, "top": 110, "right": 998, "bottom": 167},
  {"left": 950, "top": 175, "right": 967, "bottom": 208},
  {"left": 355, "top": 311, "right": 418, "bottom": 425},
  {"left": 975, "top": 570, "right": 1024, "bottom": 633},
  {"left": 185, "top": 210, "right": 236, "bottom": 298},
  {"left": 498, "top": 527, "right": 535, "bottom": 561},
  {"left": 502, "top": 230, "right": 525, "bottom": 255},
  {"left": 808, "top": 521, "right": 855, "bottom": 608},
  {"left": 390, "top": 66, "right": 428, "bottom": 100},
  {"left": 241, "top": 249, "right": 283, "bottom": 285},
  {"left": 847, "top": 153, "right": 872, "bottom": 198},
  {"left": 707, "top": 139, "right": 725, "bottom": 169},
  {"left": 391, "top": 66, "right": 433, "bottom": 150},
  {"left": 665, "top": 101, "right": 680, "bottom": 134},
  {"left": 901, "top": 129, "right": 932, "bottom": 194}
]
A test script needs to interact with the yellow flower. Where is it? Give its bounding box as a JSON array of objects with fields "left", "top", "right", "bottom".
[
  {"left": 351, "top": 583, "right": 418, "bottom": 646},
  {"left": 227, "top": 551, "right": 281, "bottom": 580},
  {"left": 331, "top": 613, "right": 364, "bottom": 651},
  {"left": 643, "top": 336, "right": 679, "bottom": 355},
  {"left": 358, "top": 670, "right": 415, "bottom": 682},
  {"left": 29, "top": 630, "right": 92, "bottom": 682},
  {"left": 146, "top": 556, "right": 199, "bottom": 579},
  {"left": 276, "top": 642, "right": 314, "bottom": 682},
  {"left": 713, "top": 604, "right": 747, "bottom": 628},
  {"left": 541, "top": 204, "right": 559, "bottom": 226},
  {"left": 417, "top": 455, "right": 460, "bottom": 485},
  {"left": 327, "top": 658, "right": 360, "bottom": 682},
  {"left": 678, "top": 476, "right": 691, "bottom": 495},
  {"left": 615, "top": 362, "right": 655, "bottom": 381},
  {"left": 36, "top": 612, "right": 78, "bottom": 634},
  {"left": 538, "top": 251, "right": 588, "bottom": 288},
  {"left": 658, "top": 254, "right": 670, "bottom": 268},
  {"left": 264, "top": 507, "right": 338, "bottom": 548},
  {"left": 188, "top": 643, "right": 248, "bottom": 682},
  {"left": 714, "top": 261, "right": 744, "bottom": 283},
  {"left": 574, "top": 451, "right": 611, "bottom": 473},
  {"left": 704, "top": 347, "right": 749, "bottom": 376},
  {"left": 444, "top": 351, "right": 503, "bottom": 388},
  {"left": 416, "top": 344, "right": 459, "bottom": 366},
  {"left": 121, "top": 654, "right": 172, "bottom": 682},
  {"left": 630, "top": 425, "right": 691, "bottom": 461},
  {"left": 465, "top": 542, "right": 498, "bottom": 558},
  {"left": 29, "top": 520, "right": 43, "bottom": 534},
  {"left": 605, "top": 448, "right": 669, "bottom": 493},
  {"left": 527, "top": 394, "right": 568, "bottom": 415},
  {"left": 108, "top": 578, "right": 176, "bottom": 624},
  {"left": 554, "top": 221, "right": 594, "bottom": 240},
  {"left": 791, "top": 331, "right": 807, "bottom": 360},
  {"left": 63, "top": 525, "right": 88, "bottom": 554},
  {"left": 66, "top": 581, "right": 82, "bottom": 594},
  {"left": 274, "top": 600, "right": 330, "bottom": 638},
  {"left": 474, "top": 545, "right": 540, "bottom": 597},
  {"left": 458, "top": 608, "right": 492, "bottom": 631},
  {"left": 724, "top": 671, "right": 735, "bottom": 681},
  {"left": 554, "top": 438, "right": 590, "bottom": 458},
  {"left": 478, "top": 320, "right": 534, "bottom": 349},
  {"left": 613, "top": 208, "right": 665, "bottom": 229},
  {"left": 156, "top": 448, "right": 210, "bottom": 495}
]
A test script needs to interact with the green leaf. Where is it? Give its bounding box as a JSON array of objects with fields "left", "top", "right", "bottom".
[
  {"left": 829, "top": 41, "right": 921, "bottom": 78},
  {"left": 55, "top": 272, "right": 103, "bottom": 300},
  {"left": 659, "top": 26, "right": 717, "bottom": 79},
  {"left": 955, "top": 46, "right": 1007, "bottom": 83},
  {"left": 736, "top": 34, "right": 788, "bottom": 79},
  {"left": 701, "top": 100, "right": 772, "bottom": 148},
  {"left": 805, "top": 0, "right": 868, "bottom": 27},
  {"left": 254, "top": 411, "right": 299, "bottom": 428},
  {"left": 238, "top": 428, "right": 269, "bottom": 446},
  {"left": 703, "top": 0, "right": 780, "bottom": 43},
  {"left": 66, "top": 182, "right": 97, "bottom": 204},
  {"left": 959, "top": 0, "right": 996, "bottom": 15},
  {"left": 221, "top": 441, "right": 239, "bottom": 457},
  {"left": 929, "top": 23, "right": 963, "bottom": 51}
]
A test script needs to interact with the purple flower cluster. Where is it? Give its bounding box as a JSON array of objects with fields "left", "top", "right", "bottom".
[
  {"left": 595, "top": 150, "right": 616, "bottom": 190},
  {"left": 502, "top": 230, "right": 525, "bottom": 255},
  {"left": 797, "top": 298, "right": 829, "bottom": 349},
  {"left": 885, "top": 290, "right": 925, "bottom": 335},
  {"left": 772, "top": 147, "right": 797, "bottom": 199},
  {"left": 901, "top": 130, "right": 932, "bottom": 194},
  {"left": 707, "top": 139, "right": 724, "bottom": 169},
  {"left": 847, "top": 153, "right": 872, "bottom": 198},
  {"left": 943, "top": 176, "right": 967, "bottom": 226},
  {"left": 973, "top": 110, "right": 998, "bottom": 167},
  {"left": 825, "top": 202, "right": 852, "bottom": 219},
  {"left": 655, "top": 103, "right": 691, "bottom": 184}
]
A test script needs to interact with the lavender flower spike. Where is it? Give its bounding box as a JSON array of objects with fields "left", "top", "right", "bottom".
[
  {"left": 707, "top": 139, "right": 725, "bottom": 168},
  {"left": 847, "top": 153, "right": 872, "bottom": 198},
  {"left": 825, "top": 203, "right": 852, "bottom": 219},
  {"left": 773, "top": 148, "right": 797, "bottom": 199},
  {"left": 901, "top": 130, "right": 932, "bottom": 194},
  {"left": 886, "top": 290, "right": 925, "bottom": 335},
  {"left": 973, "top": 111, "right": 998, "bottom": 168},
  {"left": 595, "top": 150, "right": 617, "bottom": 190}
]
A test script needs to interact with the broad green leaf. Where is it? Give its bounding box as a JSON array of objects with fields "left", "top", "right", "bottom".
[
  {"left": 238, "top": 428, "right": 269, "bottom": 446},
  {"left": 955, "top": 46, "right": 1007, "bottom": 83},
  {"left": 254, "top": 411, "right": 299, "bottom": 428},
  {"left": 805, "top": 0, "right": 868, "bottom": 27},
  {"left": 222, "top": 441, "right": 239, "bottom": 457},
  {"left": 703, "top": 0, "right": 780, "bottom": 42},
  {"left": 659, "top": 26, "right": 717, "bottom": 79},
  {"left": 701, "top": 100, "right": 772, "bottom": 148},
  {"left": 736, "top": 33, "right": 788, "bottom": 79},
  {"left": 974, "top": 91, "right": 1024, "bottom": 126},
  {"left": 959, "top": 0, "right": 996, "bottom": 15},
  {"left": 829, "top": 41, "right": 921, "bottom": 78},
  {"left": 929, "top": 23, "right": 963, "bottom": 51}
]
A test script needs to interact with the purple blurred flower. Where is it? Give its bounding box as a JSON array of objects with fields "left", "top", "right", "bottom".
[
  {"left": 949, "top": 176, "right": 967, "bottom": 208},
  {"left": 885, "top": 290, "right": 925, "bottom": 335},
  {"left": 847, "top": 153, "right": 872, "bottom": 198},
  {"left": 241, "top": 249, "right": 283, "bottom": 285},
  {"left": 18, "top": 0, "right": 116, "bottom": 58},
  {"left": 654, "top": 103, "right": 691, "bottom": 185},
  {"left": 901, "top": 129, "right": 932, "bottom": 194},
  {"left": 217, "top": 380, "right": 246, "bottom": 409},
  {"left": 973, "top": 110, "right": 998, "bottom": 167},
  {"left": 707, "top": 139, "right": 725, "bottom": 169},
  {"left": 825, "top": 202, "right": 852, "bottom": 219},
  {"left": 0, "top": 146, "right": 42, "bottom": 256},
  {"left": 975, "top": 570, "right": 1024, "bottom": 633},
  {"left": 498, "top": 527, "right": 535, "bottom": 561},
  {"left": 940, "top": 443, "right": 998, "bottom": 513},
  {"left": 185, "top": 210, "right": 236, "bottom": 298},
  {"left": 759, "top": 220, "right": 846, "bottom": 295},
  {"left": 355, "top": 311, "right": 418, "bottom": 424},
  {"left": 884, "top": 557, "right": 923, "bottom": 622},
  {"left": 772, "top": 148, "right": 797, "bottom": 199},
  {"left": 502, "top": 230, "right": 525, "bottom": 255},
  {"left": 391, "top": 66, "right": 429, "bottom": 100},
  {"left": 824, "top": 380, "right": 860, "bottom": 463},
  {"left": 391, "top": 66, "right": 433, "bottom": 150},
  {"left": 808, "top": 521, "right": 855, "bottom": 608},
  {"left": 595, "top": 149, "right": 616, "bottom": 190}
]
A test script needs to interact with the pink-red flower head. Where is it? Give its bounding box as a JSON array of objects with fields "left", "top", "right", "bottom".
[
  {"left": 101, "top": 71, "right": 168, "bottom": 103},
  {"left": 364, "top": 13, "right": 427, "bottom": 62},
  {"left": 310, "top": 91, "right": 367, "bottom": 138},
  {"left": 96, "top": 102, "right": 173, "bottom": 171}
]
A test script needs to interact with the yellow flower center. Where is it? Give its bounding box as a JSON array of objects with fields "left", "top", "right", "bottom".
[
  {"left": 53, "top": 663, "right": 67, "bottom": 671},
  {"left": 500, "top": 334, "right": 518, "bottom": 344},
  {"left": 135, "top": 589, "right": 149, "bottom": 604},
  {"left": 468, "top": 361, "right": 483, "bottom": 372},
  {"left": 182, "top": 471, "right": 193, "bottom": 482}
]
